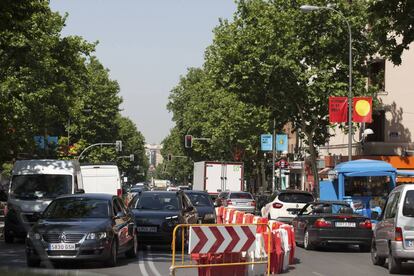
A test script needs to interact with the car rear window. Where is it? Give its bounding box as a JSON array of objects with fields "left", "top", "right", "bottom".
[
  {"left": 403, "top": 190, "right": 414, "bottom": 217},
  {"left": 278, "top": 193, "right": 314, "bottom": 203},
  {"left": 230, "top": 192, "right": 253, "bottom": 199}
]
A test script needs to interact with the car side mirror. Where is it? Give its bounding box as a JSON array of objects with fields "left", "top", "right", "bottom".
[
  {"left": 75, "top": 189, "right": 85, "bottom": 194},
  {"left": 114, "top": 211, "right": 124, "bottom": 219},
  {"left": 371, "top": 211, "right": 380, "bottom": 221}
]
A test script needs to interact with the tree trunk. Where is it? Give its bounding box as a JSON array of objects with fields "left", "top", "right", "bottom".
[{"left": 307, "top": 139, "right": 320, "bottom": 199}]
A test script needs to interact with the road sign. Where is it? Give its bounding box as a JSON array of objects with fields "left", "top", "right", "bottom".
[
  {"left": 260, "top": 134, "right": 273, "bottom": 151},
  {"left": 189, "top": 225, "right": 256, "bottom": 254}
]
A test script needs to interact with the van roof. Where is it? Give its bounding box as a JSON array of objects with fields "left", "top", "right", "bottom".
[{"left": 13, "top": 159, "right": 78, "bottom": 175}]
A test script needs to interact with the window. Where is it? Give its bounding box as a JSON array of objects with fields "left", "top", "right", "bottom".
[
  {"left": 135, "top": 193, "right": 179, "bottom": 210},
  {"left": 230, "top": 192, "right": 253, "bottom": 199},
  {"left": 384, "top": 193, "right": 400, "bottom": 219},
  {"left": 368, "top": 59, "right": 385, "bottom": 91},
  {"left": 366, "top": 110, "right": 385, "bottom": 142},
  {"left": 403, "top": 190, "right": 414, "bottom": 217},
  {"left": 278, "top": 192, "right": 314, "bottom": 203},
  {"left": 43, "top": 198, "right": 110, "bottom": 219},
  {"left": 345, "top": 176, "right": 391, "bottom": 197}
]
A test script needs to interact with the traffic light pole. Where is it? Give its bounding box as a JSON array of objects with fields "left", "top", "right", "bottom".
[{"left": 78, "top": 141, "right": 122, "bottom": 161}]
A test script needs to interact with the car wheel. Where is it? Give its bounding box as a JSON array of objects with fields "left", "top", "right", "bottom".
[
  {"left": 26, "top": 255, "right": 40, "bottom": 268},
  {"left": 370, "top": 240, "right": 385, "bottom": 266},
  {"left": 125, "top": 231, "right": 138, "bottom": 258},
  {"left": 388, "top": 250, "right": 401, "bottom": 274},
  {"left": 4, "top": 226, "right": 14, "bottom": 244},
  {"left": 107, "top": 239, "right": 118, "bottom": 267},
  {"left": 303, "top": 230, "right": 314, "bottom": 250}
]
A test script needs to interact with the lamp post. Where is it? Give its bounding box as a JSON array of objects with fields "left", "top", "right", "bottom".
[{"left": 300, "top": 4, "right": 353, "bottom": 161}]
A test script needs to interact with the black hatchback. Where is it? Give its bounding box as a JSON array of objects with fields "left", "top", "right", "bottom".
[
  {"left": 25, "top": 193, "right": 137, "bottom": 267},
  {"left": 129, "top": 191, "right": 198, "bottom": 245}
]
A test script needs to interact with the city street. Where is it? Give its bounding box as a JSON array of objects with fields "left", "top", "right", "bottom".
[{"left": 1, "top": 240, "right": 414, "bottom": 275}]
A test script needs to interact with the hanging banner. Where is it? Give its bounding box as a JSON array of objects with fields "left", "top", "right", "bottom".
[
  {"left": 260, "top": 134, "right": 273, "bottom": 151},
  {"left": 329, "top": 97, "right": 348, "bottom": 123},
  {"left": 353, "top": 97, "right": 372, "bottom": 123},
  {"left": 275, "top": 134, "right": 288, "bottom": 152}
]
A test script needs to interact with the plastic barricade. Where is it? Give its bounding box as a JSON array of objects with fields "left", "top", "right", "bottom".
[
  {"left": 215, "top": 207, "right": 224, "bottom": 224},
  {"left": 279, "top": 228, "right": 290, "bottom": 272},
  {"left": 243, "top": 213, "right": 254, "bottom": 224},
  {"left": 227, "top": 209, "right": 236, "bottom": 224},
  {"left": 222, "top": 208, "right": 229, "bottom": 224},
  {"left": 268, "top": 220, "right": 285, "bottom": 230},
  {"left": 235, "top": 211, "right": 245, "bottom": 223},
  {"left": 262, "top": 230, "right": 284, "bottom": 274},
  {"left": 280, "top": 224, "right": 296, "bottom": 265},
  {"left": 193, "top": 253, "right": 247, "bottom": 276},
  {"left": 256, "top": 217, "right": 268, "bottom": 234}
]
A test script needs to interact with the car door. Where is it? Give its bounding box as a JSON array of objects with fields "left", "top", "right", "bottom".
[
  {"left": 112, "top": 197, "right": 131, "bottom": 251},
  {"left": 293, "top": 204, "right": 312, "bottom": 242},
  {"left": 182, "top": 193, "right": 197, "bottom": 224},
  {"left": 376, "top": 192, "right": 400, "bottom": 255}
]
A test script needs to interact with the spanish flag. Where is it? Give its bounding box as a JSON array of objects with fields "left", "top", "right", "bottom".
[{"left": 353, "top": 97, "right": 372, "bottom": 123}]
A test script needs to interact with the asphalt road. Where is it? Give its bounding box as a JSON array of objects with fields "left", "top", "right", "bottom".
[{"left": 1, "top": 240, "right": 414, "bottom": 275}]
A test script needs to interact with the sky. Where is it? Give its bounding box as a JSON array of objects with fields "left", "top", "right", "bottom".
[{"left": 49, "top": 0, "right": 237, "bottom": 144}]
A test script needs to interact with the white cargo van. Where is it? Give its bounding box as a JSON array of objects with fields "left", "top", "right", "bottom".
[
  {"left": 80, "top": 165, "right": 122, "bottom": 197},
  {"left": 5, "top": 159, "right": 83, "bottom": 243}
]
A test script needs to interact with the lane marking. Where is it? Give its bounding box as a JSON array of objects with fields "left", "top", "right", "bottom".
[
  {"left": 138, "top": 249, "right": 149, "bottom": 276},
  {"left": 147, "top": 246, "right": 163, "bottom": 276},
  {"left": 312, "top": 272, "right": 327, "bottom": 276}
]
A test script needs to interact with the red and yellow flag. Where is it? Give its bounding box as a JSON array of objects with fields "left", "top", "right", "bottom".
[{"left": 353, "top": 97, "right": 372, "bottom": 123}]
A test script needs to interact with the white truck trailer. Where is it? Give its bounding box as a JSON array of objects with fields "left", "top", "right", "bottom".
[{"left": 193, "top": 161, "right": 244, "bottom": 195}]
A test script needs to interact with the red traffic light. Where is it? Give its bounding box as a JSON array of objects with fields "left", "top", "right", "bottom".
[{"left": 184, "top": 135, "right": 193, "bottom": 148}]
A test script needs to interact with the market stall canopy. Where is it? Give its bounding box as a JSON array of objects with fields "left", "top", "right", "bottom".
[{"left": 334, "top": 159, "right": 396, "bottom": 177}]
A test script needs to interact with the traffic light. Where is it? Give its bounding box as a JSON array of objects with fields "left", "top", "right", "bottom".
[
  {"left": 115, "top": 140, "right": 122, "bottom": 152},
  {"left": 184, "top": 135, "right": 193, "bottom": 148},
  {"left": 129, "top": 154, "right": 134, "bottom": 162},
  {"left": 168, "top": 154, "right": 172, "bottom": 161}
]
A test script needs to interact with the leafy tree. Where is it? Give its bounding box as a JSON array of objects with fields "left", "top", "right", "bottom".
[
  {"left": 204, "top": 0, "right": 377, "bottom": 194},
  {"left": 369, "top": 0, "right": 414, "bottom": 65}
]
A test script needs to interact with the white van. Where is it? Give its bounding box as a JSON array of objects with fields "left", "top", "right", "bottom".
[
  {"left": 80, "top": 165, "right": 122, "bottom": 197},
  {"left": 4, "top": 159, "right": 83, "bottom": 243}
]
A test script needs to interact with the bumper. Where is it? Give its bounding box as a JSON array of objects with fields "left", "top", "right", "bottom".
[
  {"left": 275, "top": 217, "right": 294, "bottom": 224},
  {"left": 391, "top": 241, "right": 414, "bottom": 260},
  {"left": 26, "top": 238, "right": 112, "bottom": 261},
  {"left": 308, "top": 228, "right": 372, "bottom": 246}
]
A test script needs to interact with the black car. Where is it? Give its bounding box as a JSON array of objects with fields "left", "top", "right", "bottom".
[
  {"left": 292, "top": 201, "right": 373, "bottom": 251},
  {"left": 25, "top": 194, "right": 137, "bottom": 267},
  {"left": 184, "top": 190, "right": 216, "bottom": 223},
  {"left": 129, "top": 191, "right": 198, "bottom": 246}
]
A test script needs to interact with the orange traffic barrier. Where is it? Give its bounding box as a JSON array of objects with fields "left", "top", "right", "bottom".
[
  {"left": 243, "top": 213, "right": 254, "bottom": 224},
  {"left": 235, "top": 211, "right": 245, "bottom": 223},
  {"left": 227, "top": 209, "right": 236, "bottom": 224},
  {"left": 280, "top": 224, "right": 296, "bottom": 265}
]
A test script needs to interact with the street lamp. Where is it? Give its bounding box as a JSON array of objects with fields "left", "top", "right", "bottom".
[{"left": 300, "top": 4, "right": 353, "bottom": 161}]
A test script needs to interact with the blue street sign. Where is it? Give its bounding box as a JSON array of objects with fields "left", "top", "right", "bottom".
[
  {"left": 276, "top": 134, "right": 288, "bottom": 152},
  {"left": 34, "top": 136, "right": 45, "bottom": 149},
  {"left": 47, "top": 136, "right": 58, "bottom": 146},
  {"left": 260, "top": 134, "right": 273, "bottom": 151}
]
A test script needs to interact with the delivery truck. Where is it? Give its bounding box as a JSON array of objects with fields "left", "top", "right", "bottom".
[{"left": 193, "top": 161, "right": 244, "bottom": 195}]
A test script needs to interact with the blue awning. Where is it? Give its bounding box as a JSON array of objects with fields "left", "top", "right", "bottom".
[
  {"left": 397, "top": 170, "right": 414, "bottom": 176},
  {"left": 344, "top": 171, "right": 395, "bottom": 177},
  {"left": 335, "top": 159, "right": 396, "bottom": 174}
]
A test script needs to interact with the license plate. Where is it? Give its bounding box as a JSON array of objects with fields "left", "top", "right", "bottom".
[
  {"left": 405, "top": 239, "right": 414, "bottom": 248},
  {"left": 335, "top": 222, "right": 356, "bottom": 228},
  {"left": 137, "top": 226, "right": 157, "bottom": 233},
  {"left": 48, "top": 243, "right": 76, "bottom": 250}
]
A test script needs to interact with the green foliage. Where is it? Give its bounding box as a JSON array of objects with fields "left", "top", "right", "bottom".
[{"left": 369, "top": 0, "right": 414, "bottom": 65}]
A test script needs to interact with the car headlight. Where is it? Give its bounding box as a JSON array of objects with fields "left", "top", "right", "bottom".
[
  {"left": 204, "top": 213, "right": 215, "bottom": 221},
  {"left": 86, "top": 232, "right": 107, "bottom": 240},
  {"left": 27, "top": 232, "right": 41, "bottom": 240}
]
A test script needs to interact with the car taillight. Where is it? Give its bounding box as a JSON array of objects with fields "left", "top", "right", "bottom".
[
  {"left": 272, "top": 203, "right": 283, "bottom": 209},
  {"left": 117, "top": 188, "right": 122, "bottom": 197},
  {"left": 359, "top": 219, "right": 372, "bottom": 229},
  {"left": 395, "top": 227, "right": 403, "bottom": 241},
  {"left": 3, "top": 204, "right": 8, "bottom": 216},
  {"left": 314, "top": 218, "right": 332, "bottom": 228},
  {"left": 251, "top": 201, "right": 256, "bottom": 207},
  {"left": 226, "top": 200, "right": 232, "bottom": 205}
]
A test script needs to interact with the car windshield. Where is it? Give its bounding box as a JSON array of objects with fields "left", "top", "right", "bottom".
[
  {"left": 43, "top": 198, "right": 110, "bottom": 219},
  {"left": 230, "top": 192, "right": 253, "bottom": 199},
  {"left": 186, "top": 193, "right": 212, "bottom": 207},
  {"left": 10, "top": 174, "right": 72, "bottom": 200},
  {"left": 130, "top": 187, "right": 144, "bottom": 193},
  {"left": 403, "top": 190, "right": 414, "bottom": 217},
  {"left": 135, "top": 193, "right": 179, "bottom": 210},
  {"left": 278, "top": 193, "right": 314, "bottom": 203},
  {"left": 301, "top": 203, "right": 352, "bottom": 215}
]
